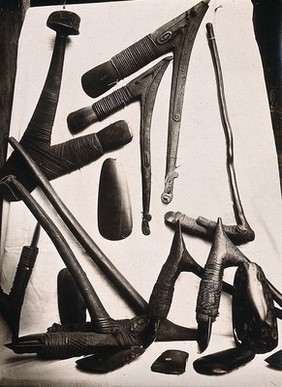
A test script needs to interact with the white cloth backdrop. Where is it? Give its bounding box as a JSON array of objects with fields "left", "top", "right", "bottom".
[{"left": 0, "top": 0, "right": 281, "bottom": 386}]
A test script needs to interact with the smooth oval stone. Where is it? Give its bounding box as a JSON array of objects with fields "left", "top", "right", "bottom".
[
  {"left": 193, "top": 347, "right": 255, "bottom": 375},
  {"left": 232, "top": 262, "right": 278, "bottom": 354},
  {"left": 98, "top": 158, "right": 133, "bottom": 241}
]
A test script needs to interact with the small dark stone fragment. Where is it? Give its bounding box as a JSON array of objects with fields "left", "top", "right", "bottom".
[{"left": 151, "top": 349, "right": 189, "bottom": 375}]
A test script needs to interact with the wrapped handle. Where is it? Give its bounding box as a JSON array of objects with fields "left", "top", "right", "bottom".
[
  {"left": 92, "top": 87, "right": 132, "bottom": 120},
  {"left": 148, "top": 274, "right": 176, "bottom": 322},
  {"left": 38, "top": 331, "right": 120, "bottom": 359},
  {"left": 67, "top": 87, "right": 133, "bottom": 134},
  {"left": 9, "top": 246, "right": 38, "bottom": 305},
  {"left": 81, "top": 35, "right": 161, "bottom": 98},
  {"left": 196, "top": 262, "right": 224, "bottom": 323}
]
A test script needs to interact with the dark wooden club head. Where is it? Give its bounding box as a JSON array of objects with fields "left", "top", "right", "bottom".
[{"left": 47, "top": 11, "right": 80, "bottom": 36}]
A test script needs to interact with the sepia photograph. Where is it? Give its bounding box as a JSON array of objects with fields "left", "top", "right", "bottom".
[{"left": 0, "top": 0, "right": 281, "bottom": 385}]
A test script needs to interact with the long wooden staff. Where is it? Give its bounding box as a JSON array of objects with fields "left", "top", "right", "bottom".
[{"left": 165, "top": 22, "right": 255, "bottom": 245}]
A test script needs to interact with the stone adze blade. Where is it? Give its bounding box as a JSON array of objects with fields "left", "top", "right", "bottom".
[
  {"left": 165, "top": 22, "right": 255, "bottom": 245},
  {"left": 68, "top": 57, "right": 172, "bottom": 235}
]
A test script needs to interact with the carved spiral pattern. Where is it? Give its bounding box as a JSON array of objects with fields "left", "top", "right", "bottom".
[
  {"left": 161, "top": 171, "right": 178, "bottom": 204},
  {"left": 157, "top": 30, "right": 173, "bottom": 45}
]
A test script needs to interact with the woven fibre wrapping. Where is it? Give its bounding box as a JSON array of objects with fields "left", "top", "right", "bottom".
[
  {"left": 39, "top": 332, "right": 85, "bottom": 359},
  {"left": 39, "top": 332, "right": 101, "bottom": 359},
  {"left": 21, "top": 133, "right": 104, "bottom": 180},
  {"left": 196, "top": 279, "right": 222, "bottom": 322},
  {"left": 93, "top": 87, "right": 132, "bottom": 120},
  {"left": 51, "top": 133, "right": 104, "bottom": 171},
  {"left": 39, "top": 329, "right": 139, "bottom": 359},
  {"left": 113, "top": 328, "right": 139, "bottom": 347},
  {"left": 92, "top": 317, "right": 121, "bottom": 334},
  {"left": 9, "top": 246, "right": 38, "bottom": 303},
  {"left": 112, "top": 35, "right": 161, "bottom": 79},
  {"left": 0, "top": 132, "right": 105, "bottom": 202},
  {"left": 92, "top": 318, "right": 141, "bottom": 347},
  {"left": 28, "top": 88, "right": 59, "bottom": 131},
  {"left": 21, "top": 123, "right": 53, "bottom": 146},
  {"left": 91, "top": 317, "right": 141, "bottom": 347},
  {"left": 148, "top": 281, "right": 174, "bottom": 321}
]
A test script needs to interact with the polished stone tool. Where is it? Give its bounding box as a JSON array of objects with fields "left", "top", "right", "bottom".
[{"left": 98, "top": 158, "right": 132, "bottom": 241}]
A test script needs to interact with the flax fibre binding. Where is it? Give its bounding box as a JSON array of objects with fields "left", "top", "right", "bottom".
[
  {"left": 0, "top": 124, "right": 108, "bottom": 201},
  {"left": 0, "top": 8, "right": 132, "bottom": 202}
]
